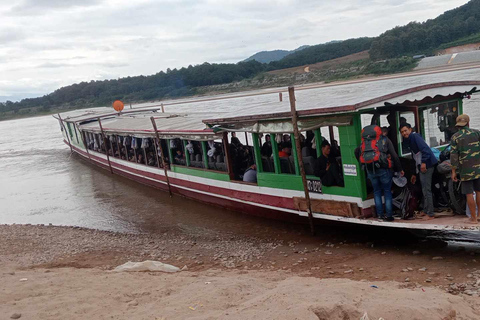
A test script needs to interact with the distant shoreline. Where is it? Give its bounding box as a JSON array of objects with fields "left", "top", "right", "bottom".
[{"left": 2, "top": 61, "right": 480, "bottom": 123}]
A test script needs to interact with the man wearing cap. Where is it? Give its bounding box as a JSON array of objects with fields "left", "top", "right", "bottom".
[{"left": 451, "top": 114, "right": 480, "bottom": 224}]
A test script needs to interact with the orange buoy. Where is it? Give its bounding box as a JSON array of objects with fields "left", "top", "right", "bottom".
[{"left": 112, "top": 100, "right": 124, "bottom": 112}]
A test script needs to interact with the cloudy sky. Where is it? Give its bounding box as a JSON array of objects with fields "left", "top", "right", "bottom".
[{"left": 0, "top": 0, "right": 469, "bottom": 102}]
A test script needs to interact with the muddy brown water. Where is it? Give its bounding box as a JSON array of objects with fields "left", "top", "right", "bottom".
[{"left": 1, "top": 93, "right": 480, "bottom": 246}]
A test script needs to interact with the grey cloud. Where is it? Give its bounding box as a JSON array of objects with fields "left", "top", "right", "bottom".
[
  {"left": 0, "top": 28, "right": 26, "bottom": 44},
  {"left": 10, "top": 0, "right": 103, "bottom": 15}
]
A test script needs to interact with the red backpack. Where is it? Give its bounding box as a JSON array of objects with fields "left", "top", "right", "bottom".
[{"left": 360, "top": 125, "right": 391, "bottom": 172}]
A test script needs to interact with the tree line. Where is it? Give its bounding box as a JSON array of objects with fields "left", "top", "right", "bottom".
[
  {"left": 1, "top": 0, "right": 479, "bottom": 116},
  {"left": 370, "top": 0, "right": 480, "bottom": 59}
]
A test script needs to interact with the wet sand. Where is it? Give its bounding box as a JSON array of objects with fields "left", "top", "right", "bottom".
[{"left": 2, "top": 224, "right": 480, "bottom": 319}]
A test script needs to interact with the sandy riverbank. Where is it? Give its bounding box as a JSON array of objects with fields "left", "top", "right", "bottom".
[{"left": 1, "top": 224, "right": 480, "bottom": 319}]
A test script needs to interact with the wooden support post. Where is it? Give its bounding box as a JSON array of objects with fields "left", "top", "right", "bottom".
[
  {"left": 252, "top": 133, "right": 263, "bottom": 172},
  {"left": 279, "top": 92, "right": 283, "bottom": 102},
  {"left": 244, "top": 132, "right": 249, "bottom": 146},
  {"left": 288, "top": 86, "right": 315, "bottom": 236},
  {"left": 161, "top": 103, "right": 165, "bottom": 113},
  {"left": 150, "top": 117, "right": 173, "bottom": 197},
  {"left": 98, "top": 117, "right": 114, "bottom": 174},
  {"left": 58, "top": 114, "right": 73, "bottom": 153},
  {"left": 223, "top": 132, "right": 235, "bottom": 180}
]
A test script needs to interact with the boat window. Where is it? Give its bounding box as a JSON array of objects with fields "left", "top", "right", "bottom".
[
  {"left": 208, "top": 139, "right": 227, "bottom": 172},
  {"left": 153, "top": 138, "right": 168, "bottom": 167},
  {"left": 422, "top": 101, "right": 459, "bottom": 148},
  {"left": 315, "top": 126, "right": 344, "bottom": 187},
  {"left": 398, "top": 111, "right": 416, "bottom": 156},
  {"left": 184, "top": 140, "right": 202, "bottom": 168},
  {"left": 170, "top": 138, "right": 186, "bottom": 166},
  {"left": 141, "top": 138, "right": 157, "bottom": 167},
  {"left": 230, "top": 132, "right": 254, "bottom": 180},
  {"left": 116, "top": 136, "right": 127, "bottom": 160}
]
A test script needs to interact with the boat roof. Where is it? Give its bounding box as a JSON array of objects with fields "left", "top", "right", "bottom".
[
  {"left": 202, "top": 68, "right": 480, "bottom": 125},
  {"left": 78, "top": 111, "right": 226, "bottom": 140}
]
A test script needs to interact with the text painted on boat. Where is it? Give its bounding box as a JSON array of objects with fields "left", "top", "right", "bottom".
[
  {"left": 307, "top": 180, "right": 322, "bottom": 194},
  {"left": 343, "top": 164, "right": 357, "bottom": 176}
]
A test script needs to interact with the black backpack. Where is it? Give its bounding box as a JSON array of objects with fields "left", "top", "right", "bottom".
[{"left": 360, "top": 125, "right": 391, "bottom": 172}]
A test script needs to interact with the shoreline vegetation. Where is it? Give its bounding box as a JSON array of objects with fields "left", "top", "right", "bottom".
[
  {"left": 0, "top": 57, "right": 418, "bottom": 122},
  {"left": 1, "top": 223, "right": 480, "bottom": 319}
]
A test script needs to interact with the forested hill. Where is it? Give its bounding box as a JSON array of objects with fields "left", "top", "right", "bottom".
[
  {"left": 370, "top": 0, "right": 480, "bottom": 59},
  {"left": 2, "top": 0, "right": 480, "bottom": 118},
  {"left": 268, "top": 38, "right": 373, "bottom": 69},
  {"left": 244, "top": 49, "right": 292, "bottom": 63}
]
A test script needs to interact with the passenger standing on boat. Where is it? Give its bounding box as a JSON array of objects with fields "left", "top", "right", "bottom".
[
  {"left": 355, "top": 125, "right": 403, "bottom": 221},
  {"left": 450, "top": 114, "right": 480, "bottom": 224},
  {"left": 399, "top": 123, "right": 438, "bottom": 219},
  {"left": 315, "top": 140, "right": 344, "bottom": 187}
]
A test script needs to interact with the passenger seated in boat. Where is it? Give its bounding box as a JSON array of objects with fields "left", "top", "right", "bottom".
[
  {"left": 278, "top": 146, "right": 291, "bottom": 158},
  {"left": 174, "top": 149, "right": 183, "bottom": 161},
  {"left": 231, "top": 136, "right": 250, "bottom": 180},
  {"left": 243, "top": 164, "right": 257, "bottom": 183},
  {"left": 261, "top": 135, "right": 272, "bottom": 157},
  {"left": 314, "top": 140, "right": 344, "bottom": 187},
  {"left": 147, "top": 152, "right": 156, "bottom": 166},
  {"left": 137, "top": 153, "right": 144, "bottom": 164}
]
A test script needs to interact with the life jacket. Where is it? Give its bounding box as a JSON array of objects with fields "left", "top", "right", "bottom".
[{"left": 360, "top": 125, "right": 392, "bottom": 172}]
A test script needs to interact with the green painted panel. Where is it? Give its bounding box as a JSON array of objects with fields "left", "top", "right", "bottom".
[
  {"left": 337, "top": 114, "right": 367, "bottom": 200},
  {"left": 201, "top": 141, "right": 209, "bottom": 168},
  {"left": 252, "top": 133, "right": 263, "bottom": 172},
  {"left": 167, "top": 139, "right": 174, "bottom": 165},
  {"left": 172, "top": 165, "right": 230, "bottom": 181},
  {"left": 290, "top": 133, "right": 300, "bottom": 175},
  {"left": 257, "top": 172, "right": 304, "bottom": 191},
  {"left": 314, "top": 129, "right": 322, "bottom": 158}
]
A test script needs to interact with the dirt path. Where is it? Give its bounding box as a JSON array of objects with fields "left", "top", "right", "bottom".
[{"left": 1, "top": 224, "right": 480, "bottom": 319}]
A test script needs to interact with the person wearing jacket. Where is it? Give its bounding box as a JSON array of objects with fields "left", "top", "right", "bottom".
[
  {"left": 399, "top": 123, "right": 438, "bottom": 219},
  {"left": 355, "top": 133, "right": 403, "bottom": 221}
]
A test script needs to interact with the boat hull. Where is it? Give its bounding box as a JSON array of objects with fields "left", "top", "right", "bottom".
[{"left": 65, "top": 140, "right": 480, "bottom": 234}]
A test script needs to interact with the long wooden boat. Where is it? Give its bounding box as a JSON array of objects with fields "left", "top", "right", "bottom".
[{"left": 55, "top": 68, "right": 480, "bottom": 233}]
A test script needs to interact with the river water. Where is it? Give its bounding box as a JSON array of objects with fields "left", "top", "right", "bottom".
[
  {"left": 0, "top": 115, "right": 288, "bottom": 235},
  {"left": 1, "top": 86, "right": 480, "bottom": 238}
]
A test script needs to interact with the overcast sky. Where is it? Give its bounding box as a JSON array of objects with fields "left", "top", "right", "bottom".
[{"left": 0, "top": 0, "right": 469, "bottom": 102}]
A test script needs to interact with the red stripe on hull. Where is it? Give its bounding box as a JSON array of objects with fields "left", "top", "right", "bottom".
[
  {"left": 67, "top": 142, "right": 305, "bottom": 222},
  {"left": 68, "top": 142, "right": 297, "bottom": 210}
]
